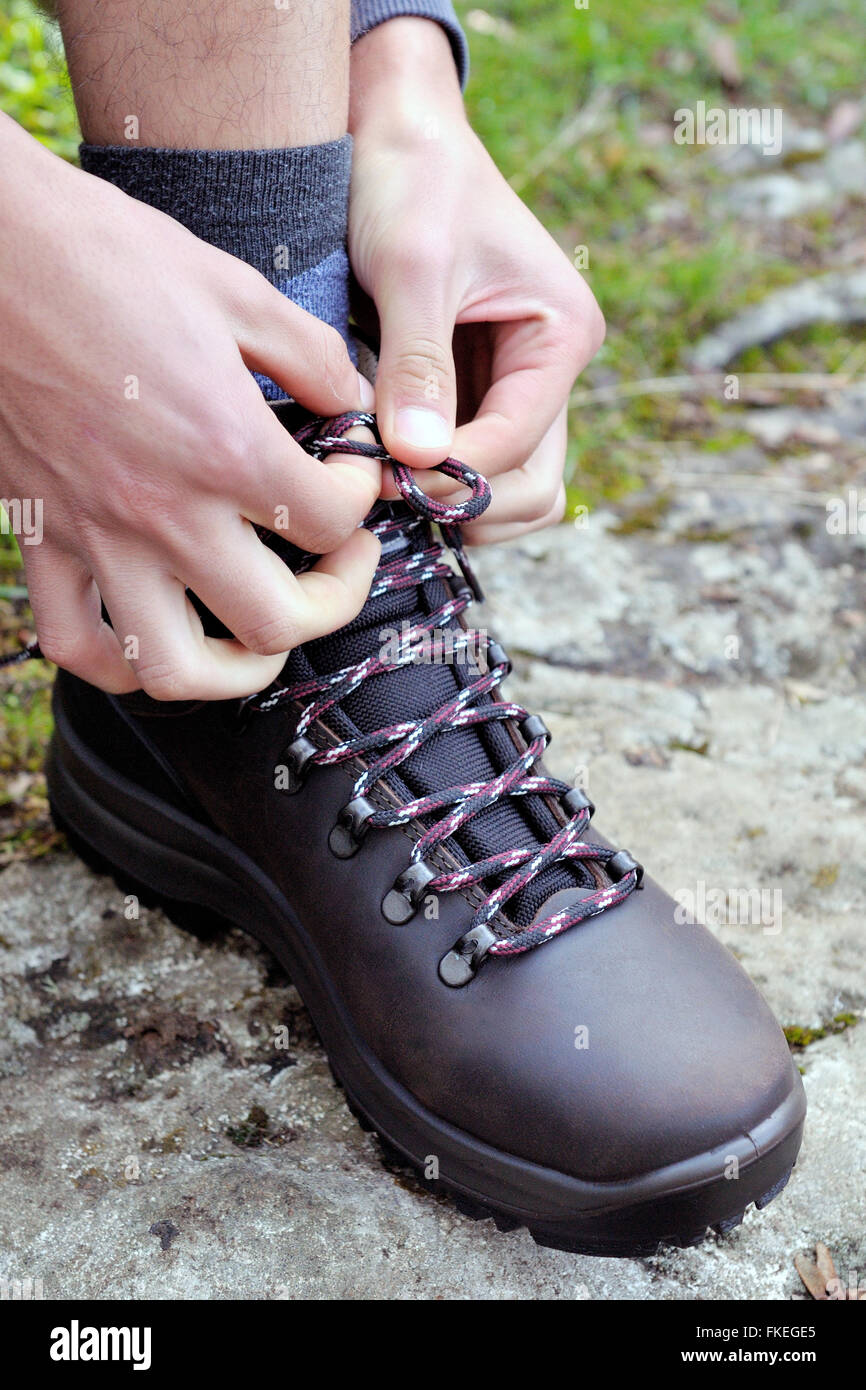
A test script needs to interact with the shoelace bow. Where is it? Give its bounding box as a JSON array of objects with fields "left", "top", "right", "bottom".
[
  {"left": 245, "top": 411, "right": 643, "bottom": 981},
  {"left": 0, "top": 411, "right": 642, "bottom": 980}
]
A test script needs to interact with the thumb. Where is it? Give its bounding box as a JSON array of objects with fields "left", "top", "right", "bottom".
[{"left": 374, "top": 278, "right": 458, "bottom": 469}]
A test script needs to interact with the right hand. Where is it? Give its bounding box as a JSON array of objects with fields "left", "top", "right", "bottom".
[{"left": 0, "top": 115, "right": 380, "bottom": 701}]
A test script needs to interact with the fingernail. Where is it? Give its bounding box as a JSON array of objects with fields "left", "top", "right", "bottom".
[
  {"left": 357, "top": 373, "right": 375, "bottom": 410},
  {"left": 394, "top": 407, "right": 451, "bottom": 452}
]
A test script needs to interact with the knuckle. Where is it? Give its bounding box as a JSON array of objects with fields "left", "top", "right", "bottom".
[
  {"left": 525, "top": 495, "right": 553, "bottom": 523},
  {"left": 552, "top": 273, "right": 606, "bottom": 361},
  {"left": 314, "top": 324, "right": 355, "bottom": 396},
  {"left": 392, "top": 334, "right": 452, "bottom": 392},
  {"left": 300, "top": 512, "right": 355, "bottom": 555},
  {"left": 586, "top": 299, "right": 606, "bottom": 354},
  {"left": 236, "top": 609, "right": 299, "bottom": 656},
  {"left": 390, "top": 234, "right": 451, "bottom": 282},
  {"left": 549, "top": 484, "right": 568, "bottom": 525},
  {"left": 136, "top": 655, "right": 195, "bottom": 702},
  {"left": 221, "top": 257, "right": 272, "bottom": 318},
  {"left": 99, "top": 471, "right": 178, "bottom": 538},
  {"left": 199, "top": 413, "right": 253, "bottom": 487},
  {"left": 525, "top": 474, "right": 563, "bottom": 522},
  {"left": 37, "top": 627, "right": 90, "bottom": 674}
]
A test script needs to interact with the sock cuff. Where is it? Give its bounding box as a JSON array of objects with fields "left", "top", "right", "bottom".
[
  {"left": 351, "top": 1, "right": 469, "bottom": 87},
  {"left": 79, "top": 135, "right": 352, "bottom": 278}
]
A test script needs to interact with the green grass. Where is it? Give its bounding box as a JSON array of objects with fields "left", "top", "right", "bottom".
[
  {"left": 0, "top": 665, "right": 53, "bottom": 775},
  {"left": 0, "top": 0, "right": 77, "bottom": 159},
  {"left": 456, "top": 0, "right": 866, "bottom": 502}
]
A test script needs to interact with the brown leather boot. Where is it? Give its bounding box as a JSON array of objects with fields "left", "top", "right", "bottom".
[{"left": 45, "top": 409, "right": 805, "bottom": 1256}]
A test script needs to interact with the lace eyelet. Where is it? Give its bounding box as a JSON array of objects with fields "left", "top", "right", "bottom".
[
  {"left": 607, "top": 849, "right": 644, "bottom": 887},
  {"left": 484, "top": 640, "right": 511, "bottom": 675},
  {"left": 381, "top": 860, "right": 437, "bottom": 924},
  {"left": 438, "top": 924, "right": 498, "bottom": 987},
  {"left": 519, "top": 714, "right": 550, "bottom": 746},
  {"left": 562, "top": 787, "right": 595, "bottom": 820},
  {"left": 278, "top": 735, "right": 317, "bottom": 794},
  {"left": 328, "top": 796, "right": 376, "bottom": 858}
]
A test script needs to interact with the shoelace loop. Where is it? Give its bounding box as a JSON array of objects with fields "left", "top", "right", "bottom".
[{"left": 294, "top": 410, "right": 492, "bottom": 526}]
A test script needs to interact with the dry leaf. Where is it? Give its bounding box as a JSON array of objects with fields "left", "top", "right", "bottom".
[
  {"left": 795, "top": 1242, "right": 866, "bottom": 1299},
  {"left": 815, "top": 1241, "right": 837, "bottom": 1288},
  {"left": 795, "top": 1250, "right": 830, "bottom": 1300},
  {"left": 784, "top": 679, "right": 829, "bottom": 706}
]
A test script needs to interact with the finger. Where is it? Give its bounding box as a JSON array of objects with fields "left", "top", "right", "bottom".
[
  {"left": 460, "top": 407, "right": 567, "bottom": 528},
  {"left": 24, "top": 547, "right": 138, "bottom": 693},
  {"left": 449, "top": 296, "right": 597, "bottom": 481},
  {"left": 96, "top": 562, "right": 290, "bottom": 702},
  {"left": 320, "top": 419, "right": 381, "bottom": 507},
  {"left": 462, "top": 485, "right": 567, "bottom": 547},
  {"left": 380, "top": 405, "right": 567, "bottom": 522},
  {"left": 229, "top": 263, "right": 373, "bottom": 418},
  {"left": 375, "top": 311, "right": 583, "bottom": 504},
  {"left": 177, "top": 520, "right": 380, "bottom": 657},
  {"left": 294, "top": 526, "right": 381, "bottom": 632},
  {"left": 218, "top": 382, "right": 381, "bottom": 554},
  {"left": 373, "top": 254, "right": 459, "bottom": 470}
]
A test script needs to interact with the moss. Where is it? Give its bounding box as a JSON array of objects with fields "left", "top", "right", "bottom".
[
  {"left": 698, "top": 430, "right": 755, "bottom": 454},
  {"left": 784, "top": 1024, "right": 826, "bottom": 1050},
  {"left": 142, "top": 1128, "right": 186, "bottom": 1155},
  {"left": 680, "top": 527, "right": 740, "bottom": 545},
  {"left": 667, "top": 738, "right": 710, "bottom": 756},
  {"left": 609, "top": 493, "right": 674, "bottom": 537},
  {"left": 226, "top": 1105, "right": 270, "bottom": 1149},
  {"left": 811, "top": 863, "right": 839, "bottom": 889},
  {"left": 833, "top": 1011, "right": 858, "bottom": 1029},
  {"left": 785, "top": 1012, "right": 859, "bottom": 1051}
]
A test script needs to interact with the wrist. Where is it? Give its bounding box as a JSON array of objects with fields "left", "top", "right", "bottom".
[
  {"left": 0, "top": 113, "right": 77, "bottom": 238},
  {"left": 349, "top": 17, "right": 466, "bottom": 142}
]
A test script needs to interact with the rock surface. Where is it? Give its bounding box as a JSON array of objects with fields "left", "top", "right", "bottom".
[{"left": 1, "top": 475, "right": 864, "bottom": 1301}]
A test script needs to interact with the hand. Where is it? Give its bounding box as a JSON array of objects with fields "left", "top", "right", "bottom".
[
  {"left": 0, "top": 114, "right": 380, "bottom": 700},
  {"left": 348, "top": 19, "right": 604, "bottom": 544}
]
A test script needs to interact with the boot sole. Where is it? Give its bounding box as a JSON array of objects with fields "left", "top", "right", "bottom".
[{"left": 45, "top": 701, "right": 806, "bottom": 1258}]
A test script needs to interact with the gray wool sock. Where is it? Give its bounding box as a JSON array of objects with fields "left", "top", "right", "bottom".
[
  {"left": 79, "top": 136, "right": 354, "bottom": 400},
  {"left": 351, "top": 1, "right": 468, "bottom": 84}
]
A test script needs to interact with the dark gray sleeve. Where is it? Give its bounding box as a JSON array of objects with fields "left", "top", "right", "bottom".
[{"left": 351, "top": 1, "right": 469, "bottom": 88}]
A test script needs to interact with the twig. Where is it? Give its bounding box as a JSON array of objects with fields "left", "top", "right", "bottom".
[
  {"left": 569, "top": 371, "right": 862, "bottom": 409},
  {"left": 510, "top": 87, "right": 614, "bottom": 195}
]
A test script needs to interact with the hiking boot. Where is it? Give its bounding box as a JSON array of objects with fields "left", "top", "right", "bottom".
[{"left": 44, "top": 407, "right": 805, "bottom": 1256}]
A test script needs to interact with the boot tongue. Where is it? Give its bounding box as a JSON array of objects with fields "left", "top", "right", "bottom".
[{"left": 277, "top": 499, "right": 588, "bottom": 927}]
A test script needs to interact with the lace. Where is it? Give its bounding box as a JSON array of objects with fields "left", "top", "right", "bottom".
[
  {"left": 0, "top": 643, "right": 40, "bottom": 668},
  {"left": 0, "top": 410, "right": 643, "bottom": 978},
  {"left": 246, "top": 412, "right": 643, "bottom": 973}
]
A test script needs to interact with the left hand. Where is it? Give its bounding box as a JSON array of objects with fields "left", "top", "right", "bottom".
[{"left": 348, "top": 17, "right": 605, "bottom": 544}]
